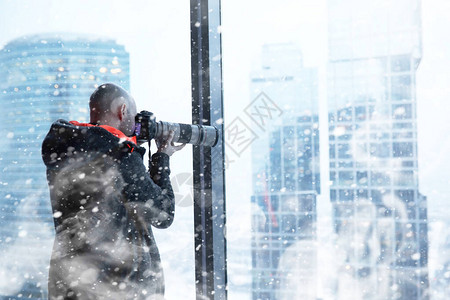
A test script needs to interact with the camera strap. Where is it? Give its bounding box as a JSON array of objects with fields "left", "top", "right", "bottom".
[{"left": 69, "top": 121, "right": 137, "bottom": 144}]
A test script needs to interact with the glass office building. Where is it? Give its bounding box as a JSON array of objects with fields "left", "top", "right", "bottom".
[
  {"left": 0, "top": 33, "right": 129, "bottom": 298},
  {"left": 250, "top": 44, "right": 320, "bottom": 300},
  {"left": 327, "top": 0, "right": 429, "bottom": 298}
]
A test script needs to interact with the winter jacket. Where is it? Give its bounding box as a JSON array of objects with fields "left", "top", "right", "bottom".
[{"left": 41, "top": 119, "right": 174, "bottom": 300}]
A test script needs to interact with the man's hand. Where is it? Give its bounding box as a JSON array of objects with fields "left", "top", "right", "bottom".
[{"left": 156, "top": 130, "right": 186, "bottom": 156}]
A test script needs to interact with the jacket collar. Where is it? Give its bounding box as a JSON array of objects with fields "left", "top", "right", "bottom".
[{"left": 69, "top": 121, "right": 137, "bottom": 144}]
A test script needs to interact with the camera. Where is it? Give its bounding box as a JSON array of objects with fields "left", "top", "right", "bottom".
[{"left": 134, "top": 111, "right": 219, "bottom": 147}]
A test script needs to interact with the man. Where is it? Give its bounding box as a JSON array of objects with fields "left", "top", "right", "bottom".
[{"left": 41, "top": 83, "right": 185, "bottom": 299}]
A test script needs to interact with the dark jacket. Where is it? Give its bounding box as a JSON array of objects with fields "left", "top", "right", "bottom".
[{"left": 41, "top": 119, "right": 174, "bottom": 300}]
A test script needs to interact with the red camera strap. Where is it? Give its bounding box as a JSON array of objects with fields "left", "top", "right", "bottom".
[{"left": 69, "top": 121, "right": 137, "bottom": 145}]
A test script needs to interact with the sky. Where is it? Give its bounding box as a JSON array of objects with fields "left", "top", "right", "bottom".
[{"left": 1, "top": 0, "right": 449, "bottom": 298}]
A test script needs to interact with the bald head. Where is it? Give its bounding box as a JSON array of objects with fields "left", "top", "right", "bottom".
[
  {"left": 90, "top": 83, "right": 130, "bottom": 119},
  {"left": 89, "top": 83, "right": 137, "bottom": 136}
]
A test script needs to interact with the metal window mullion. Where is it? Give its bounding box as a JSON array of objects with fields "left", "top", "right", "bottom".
[{"left": 190, "top": 0, "right": 227, "bottom": 299}]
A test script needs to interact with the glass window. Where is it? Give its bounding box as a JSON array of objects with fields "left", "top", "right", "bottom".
[
  {"left": 338, "top": 143, "right": 352, "bottom": 159},
  {"left": 339, "top": 189, "right": 355, "bottom": 201},
  {"left": 370, "top": 142, "right": 391, "bottom": 158},
  {"left": 1, "top": 0, "right": 449, "bottom": 299},
  {"left": 391, "top": 75, "right": 411, "bottom": 100},
  {"left": 0, "top": 2, "right": 194, "bottom": 299},
  {"left": 281, "top": 214, "right": 297, "bottom": 234},
  {"left": 337, "top": 107, "right": 353, "bottom": 122},
  {"left": 339, "top": 171, "right": 354, "bottom": 186},
  {"left": 371, "top": 172, "right": 391, "bottom": 186},
  {"left": 391, "top": 55, "right": 411, "bottom": 72},
  {"left": 392, "top": 103, "right": 413, "bottom": 119},
  {"left": 356, "top": 189, "right": 368, "bottom": 199},
  {"left": 355, "top": 106, "right": 367, "bottom": 121},
  {"left": 357, "top": 171, "right": 368, "bottom": 186},
  {"left": 393, "top": 142, "right": 414, "bottom": 157},
  {"left": 269, "top": 130, "right": 282, "bottom": 191},
  {"left": 393, "top": 122, "right": 413, "bottom": 129},
  {"left": 329, "top": 143, "right": 336, "bottom": 159},
  {"left": 393, "top": 171, "right": 415, "bottom": 186},
  {"left": 283, "top": 126, "right": 297, "bottom": 191}
]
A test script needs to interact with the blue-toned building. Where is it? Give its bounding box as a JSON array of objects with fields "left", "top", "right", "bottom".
[
  {"left": 0, "top": 33, "right": 129, "bottom": 298},
  {"left": 327, "top": 0, "right": 429, "bottom": 298},
  {"left": 250, "top": 43, "right": 320, "bottom": 300}
]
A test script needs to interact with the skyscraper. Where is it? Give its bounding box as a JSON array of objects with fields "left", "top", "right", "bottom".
[
  {"left": 0, "top": 33, "right": 129, "bottom": 298},
  {"left": 327, "top": 0, "right": 428, "bottom": 298},
  {"left": 250, "top": 43, "right": 320, "bottom": 300}
]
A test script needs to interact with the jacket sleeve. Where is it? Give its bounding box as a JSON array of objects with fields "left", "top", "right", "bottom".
[{"left": 118, "top": 146, "right": 175, "bottom": 229}]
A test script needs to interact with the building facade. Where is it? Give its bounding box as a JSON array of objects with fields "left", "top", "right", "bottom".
[
  {"left": 327, "top": 0, "right": 429, "bottom": 298},
  {"left": 250, "top": 44, "right": 320, "bottom": 300},
  {"left": 0, "top": 33, "right": 129, "bottom": 298}
]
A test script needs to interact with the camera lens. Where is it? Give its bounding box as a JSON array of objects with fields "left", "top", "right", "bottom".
[
  {"left": 134, "top": 111, "right": 218, "bottom": 147},
  {"left": 156, "top": 121, "right": 218, "bottom": 147}
]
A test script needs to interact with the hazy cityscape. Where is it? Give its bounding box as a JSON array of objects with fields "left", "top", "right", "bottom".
[{"left": 0, "top": 0, "right": 449, "bottom": 299}]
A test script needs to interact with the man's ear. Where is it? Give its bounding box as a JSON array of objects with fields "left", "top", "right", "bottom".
[{"left": 118, "top": 103, "right": 127, "bottom": 121}]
